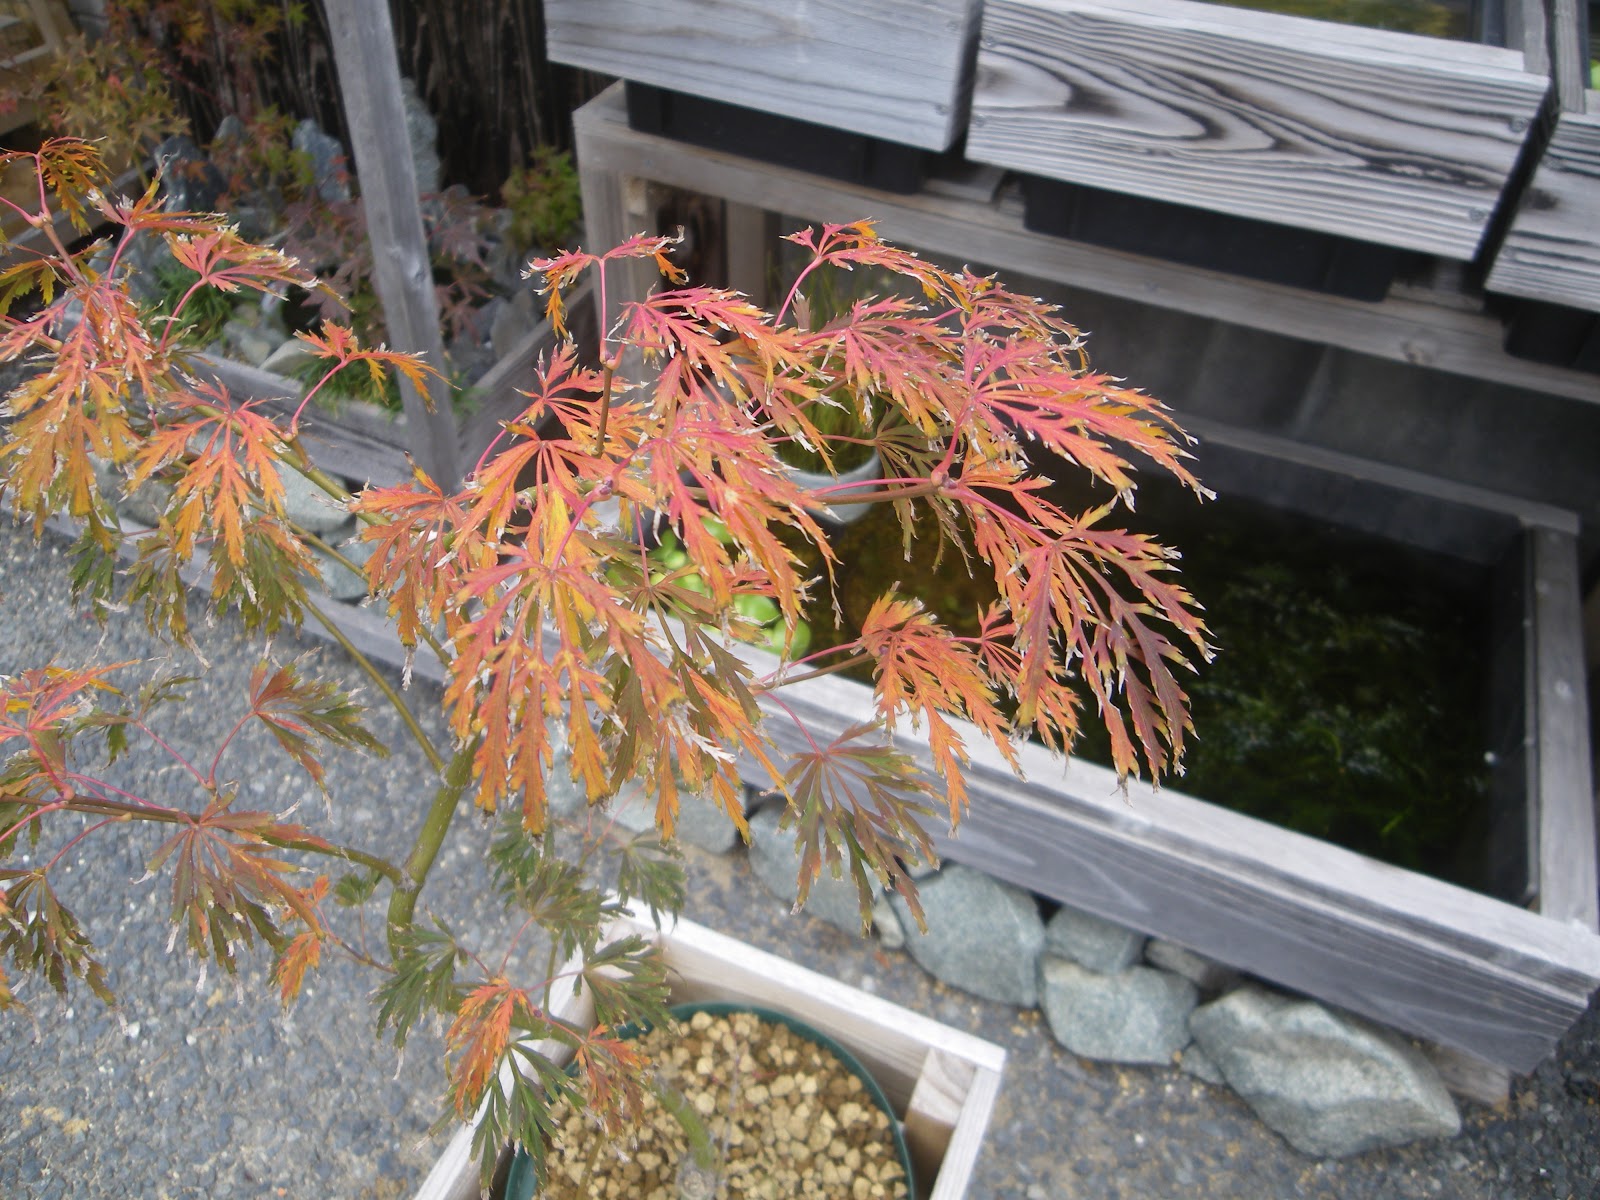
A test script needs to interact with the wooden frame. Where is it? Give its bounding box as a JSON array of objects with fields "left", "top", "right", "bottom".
[
  {"left": 965, "top": 0, "right": 1549, "bottom": 259},
  {"left": 573, "top": 82, "right": 1599, "bottom": 406},
  {"left": 544, "top": 0, "right": 987, "bottom": 151},
  {"left": 570, "top": 87, "right": 1600, "bottom": 1073},
  {"left": 411, "top": 904, "right": 1007, "bottom": 1200}
]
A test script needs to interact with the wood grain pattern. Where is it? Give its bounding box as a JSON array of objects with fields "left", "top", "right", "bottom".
[
  {"left": 545, "top": 0, "right": 983, "bottom": 150},
  {"left": 572, "top": 83, "right": 1600, "bottom": 404},
  {"left": 968, "top": 0, "right": 1545, "bottom": 257},
  {"left": 324, "top": 0, "right": 462, "bottom": 487},
  {"left": 1487, "top": 104, "right": 1600, "bottom": 313},
  {"left": 1531, "top": 527, "right": 1598, "bottom": 930}
]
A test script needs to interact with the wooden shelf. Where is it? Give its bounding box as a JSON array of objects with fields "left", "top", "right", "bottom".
[{"left": 573, "top": 83, "right": 1598, "bottom": 405}]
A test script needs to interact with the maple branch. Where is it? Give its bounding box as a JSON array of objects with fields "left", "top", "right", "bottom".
[
  {"left": 385, "top": 741, "right": 477, "bottom": 955},
  {"left": 595, "top": 361, "right": 616, "bottom": 449},
  {"left": 256, "top": 831, "right": 404, "bottom": 889},
  {"left": 753, "top": 650, "right": 874, "bottom": 693},
  {"left": 301, "top": 598, "right": 447, "bottom": 775}
]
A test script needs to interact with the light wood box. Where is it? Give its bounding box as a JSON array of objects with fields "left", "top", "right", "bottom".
[{"left": 412, "top": 904, "right": 1008, "bottom": 1200}]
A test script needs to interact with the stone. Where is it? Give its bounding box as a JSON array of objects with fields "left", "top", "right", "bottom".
[
  {"left": 870, "top": 893, "right": 905, "bottom": 950},
  {"left": 310, "top": 527, "right": 375, "bottom": 602},
  {"left": 491, "top": 289, "right": 539, "bottom": 363},
  {"left": 220, "top": 317, "right": 275, "bottom": 367},
  {"left": 1044, "top": 904, "right": 1146, "bottom": 973},
  {"left": 609, "top": 783, "right": 742, "bottom": 855},
  {"left": 260, "top": 337, "right": 317, "bottom": 380},
  {"left": 1039, "top": 957, "right": 1197, "bottom": 1064},
  {"left": 399, "top": 78, "right": 441, "bottom": 194},
  {"left": 1188, "top": 985, "right": 1461, "bottom": 1157},
  {"left": 292, "top": 120, "right": 351, "bottom": 203},
  {"left": 1178, "top": 1043, "right": 1227, "bottom": 1086},
  {"left": 1145, "top": 939, "right": 1240, "bottom": 995},
  {"left": 280, "top": 466, "right": 354, "bottom": 536},
  {"left": 891, "top": 865, "right": 1044, "bottom": 1007},
  {"left": 154, "top": 134, "right": 225, "bottom": 214},
  {"left": 747, "top": 803, "right": 876, "bottom": 937}
]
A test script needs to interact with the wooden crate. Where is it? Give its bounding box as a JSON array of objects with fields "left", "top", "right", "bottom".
[
  {"left": 1487, "top": 93, "right": 1600, "bottom": 314},
  {"left": 411, "top": 904, "right": 1007, "bottom": 1200},
  {"left": 715, "top": 419, "right": 1600, "bottom": 1075},
  {"left": 544, "top": 0, "right": 986, "bottom": 151},
  {"left": 966, "top": 0, "right": 1547, "bottom": 258}
]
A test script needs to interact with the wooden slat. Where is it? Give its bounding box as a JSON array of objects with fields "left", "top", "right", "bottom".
[
  {"left": 544, "top": 0, "right": 984, "bottom": 151},
  {"left": 737, "top": 663, "right": 1600, "bottom": 1072},
  {"left": 1487, "top": 103, "right": 1600, "bottom": 313},
  {"left": 572, "top": 83, "right": 1600, "bottom": 405},
  {"left": 967, "top": 0, "right": 1546, "bottom": 257},
  {"left": 1532, "top": 526, "right": 1599, "bottom": 929},
  {"left": 323, "top": 0, "right": 462, "bottom": 488},
  {"left": 1548, "top": 0, "right": 1587, "bottom": 112}
]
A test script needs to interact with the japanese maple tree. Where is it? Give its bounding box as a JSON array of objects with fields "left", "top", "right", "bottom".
[{"left": 0, "top": 139, "right": 1209, "bottom": 1180}]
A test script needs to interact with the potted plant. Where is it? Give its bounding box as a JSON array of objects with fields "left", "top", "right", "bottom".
[{"left": 0, "top": 139, "right": 1207, "bottom": 1191}]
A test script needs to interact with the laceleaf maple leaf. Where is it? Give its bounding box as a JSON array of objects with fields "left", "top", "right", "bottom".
[
  {"left": 856, "top": 594, "right": 1018, "bottom": 821},
  {"left": 354, "top": 464, "right": 493, "bottom": 649},
  {"left": 129, "top": 379, "right": 293, "bottom": 565},
  {"left": 146, "top": 792, "right": 334, "bottom": 973},
  {"left": 240, "top": 661, "right": 387, "bottom": 789},
  {"left": 779, "top": 722, "right": 940, "bottom": 932},
  {"left": 445, "top": 979, "right": 540, "bottom": 1118},
  {"left": 272, "top": 929, "right": 322, "bottom": 1007}
]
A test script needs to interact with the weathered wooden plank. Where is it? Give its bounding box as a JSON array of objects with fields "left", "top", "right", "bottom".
[
  {"left": 740, "top": 664, "right": 1600, "bottom": 1072},
  {"left": 1487, "top": 103, "right": 1600, "bottom": 313},
  {"left": 572, "top": 83, "right": 1600, "bottom": 405},
  {"left": 967, "top": 0, "right": 1546, "bottom": 257},
  {"left": 1531, "top": 526, "right": 1598, "bottom": 929},
  {"left": 1548, "top": 0, "right": 1587, "bottom": 112},
  {"left": 545, "top": 0, "right": 984, "bottom": 151},
  {"left": 323, "top": 0, "right": 462, "bottom": 488}
]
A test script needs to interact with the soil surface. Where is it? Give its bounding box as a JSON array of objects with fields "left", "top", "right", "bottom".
[{"left": 1, "top": 521, "right": 1597, "bottom": 1200}]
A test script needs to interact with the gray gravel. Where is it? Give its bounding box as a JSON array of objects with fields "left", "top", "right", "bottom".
[{"left": 2, "top": 520, "right": 1598, "bottom": 1199}]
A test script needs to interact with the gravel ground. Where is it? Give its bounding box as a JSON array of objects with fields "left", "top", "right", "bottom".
[{"left": 1, "top": 520, "right": 1598, "bottom": 1200}]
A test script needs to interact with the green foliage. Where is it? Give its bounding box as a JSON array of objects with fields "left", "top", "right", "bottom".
[{"left": 501, "top": 148, "right": 583, "bottom": 252}]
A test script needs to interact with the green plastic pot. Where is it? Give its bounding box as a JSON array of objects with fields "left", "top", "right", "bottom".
[{"left": 502, "top": 1001, "right": 915, "bottom": 1199}]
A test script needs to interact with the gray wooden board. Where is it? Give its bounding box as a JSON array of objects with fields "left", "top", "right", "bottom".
[
  {"left": 1532, "top": 527, "right": 1599, "bottom": 929},
  {"left": 544, "top": 0, "right": 984, "bottom": 151},
  {"left": 324, "top": 0, "right": 462, "bottom": 488},
  {"left": 572, "top": 84, "right": 1600, "bottom": 405},
  {"left": 967, "top": 0, "right": 1546, "bottom": 258},
  {"left": 734, "top": 661, "right": 1600, "bottom": 1072},
  {"left": 1487, "top": 102, "right": 1600, "bottom": 314}
]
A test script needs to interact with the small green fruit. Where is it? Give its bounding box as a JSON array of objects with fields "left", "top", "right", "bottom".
[{"left": 733, "top": 594, "right": 781, "bottom": 625}]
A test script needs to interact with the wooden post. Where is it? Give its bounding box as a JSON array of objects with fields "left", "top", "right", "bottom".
[{"left": 322, "top": 0, "right": 463, "bottom": 488}]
